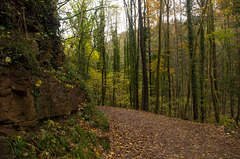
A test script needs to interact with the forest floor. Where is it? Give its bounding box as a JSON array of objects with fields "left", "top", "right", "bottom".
[{"left": 98, "top": 106, "right": 240, "bottom": 159}]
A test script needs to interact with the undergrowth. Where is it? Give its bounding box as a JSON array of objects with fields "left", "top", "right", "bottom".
[
  {"left": 8, "top": 106, "right": 110, "bottom": 159},
  {"left": 206, "top": 115, "right": 239, "bottom": 133},
  {"left": 83, "top": 105, "right": 109, "bottom": 131}
]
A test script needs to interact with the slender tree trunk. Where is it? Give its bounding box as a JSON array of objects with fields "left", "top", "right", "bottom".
[
  {"left": 236, "top": 27, "right": 240, "bottom": 126},
  {"left": 225, "top": 16, "right": 235, "bottom": 119},
  {"left": 135, "top": 32, "right": 139, "bottom": 110},
  {"left": 124, "top": 0, "right": 138, "bottom": 110},
  {"left": 184, "top": 0, "right": 208, "bottom": 120},
  {"left": 113, "top": 79, "right": 116, "bottom": 106},
  {"left": 112, "top": 14, "right": 120, "bottom": 107},
  {"left": 124, "top": 37, "right": 128, "bottom": 76},
  {"left": 173, "top": 0, "right": 180, "bottom": 117},
  {"left": 209, "top": 0, "right": 219, "bottom": 123},
  {"left": 100, "top": 0, "right": 106, "bottom": 106},
  {"left": 147, "top": 5, "right": 153, "bottom": 97},
  {"left": 166, "top": 0, "right": 172, "bottom": 117},
  {"left": 155, "top": 0, "right": 163, "bottom": 114},
  {"left": 138, "top": 0, "right": 149, "bottom": 111},
  {"left": 135, "top": 1, "right": 139, "bottom": 110},
  {"left": 200, "top": 0, "right": 206, "bottom": 122},
  {"left": 180, "top": 0, "right": 185, "bottom": 118},
  {"left": 187, "top": 0, "right": 198, "bottom": 120}
]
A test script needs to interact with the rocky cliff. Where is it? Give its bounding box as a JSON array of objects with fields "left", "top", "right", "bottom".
[{"left": 0, "top": 0, "right": 86, "bottom": 136}]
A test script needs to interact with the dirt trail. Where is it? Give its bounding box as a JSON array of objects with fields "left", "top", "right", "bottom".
[{"left": 98, "top": 106, "right": 240, "bottom": 159}]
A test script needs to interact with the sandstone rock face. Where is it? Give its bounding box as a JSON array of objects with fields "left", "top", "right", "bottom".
[
  {"left": 0, "top": 0, "right": 75, "bottom": 135},
  {"left": 37, "top": 75, "right": 85, "bottom": 119},
  {"left": 0, "top": 67, "right": 36, "bottom": 135},
  {"left": 0, "top": 66, "right": 86, "bottom": 135},
  {"left": 0, "top": 0, "right": 78, "bottom": 156}
]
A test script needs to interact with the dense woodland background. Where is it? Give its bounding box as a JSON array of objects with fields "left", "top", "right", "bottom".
[{"left": 59, "top": 0, "right": 240, "bottom": 125}]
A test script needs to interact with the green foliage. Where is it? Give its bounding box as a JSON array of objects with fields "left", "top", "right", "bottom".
[
  {"left": 213, "top": 28, "right": 235, "bottom": 40},
  {"left": 83, "top": 105, "right": 109, "bottom": 131},
  {"left": 3, "top": 34, "right": 39, "bottom": 70},
  {"left": 47, "top": 65, "right": 87, "bottom": 91},
  {"left": 8, "top": 136, "right": 36, "bottom": 158},
  {"left": 8, "top": 112, "right": 110, "bottom": 159},
  {"left": 105, "top": 72, "right": 131, "bottom": 107},
  {"left": 207, "top": 115, "right": 236, "bottom": 129},
  {"left": 0, "top": 25, "right": 6, "bottom": 30},
  {"left": 86, "top": 68, "right": 102, "bottom": 104}
]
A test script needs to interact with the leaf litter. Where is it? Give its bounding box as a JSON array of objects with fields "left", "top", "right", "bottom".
[{"left": 98, "top": 106, "right": 240, "bottom": 159}]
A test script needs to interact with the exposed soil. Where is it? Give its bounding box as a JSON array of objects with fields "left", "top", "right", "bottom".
[{"left": 98, "top": 106, "right": 240, "bottom": 159}]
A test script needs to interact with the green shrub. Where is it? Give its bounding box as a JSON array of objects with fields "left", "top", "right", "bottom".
[
  {"left": 3, "top": 34, "right": 39, "bottom": 70},
  {"left": 83, "top": 105, "right": 109, "bottom": 131},
  {"left": 8, "top": 117, "right": 109, "bottom": 159},
  {"left": 207, "top": 115, "right": 236, "bottom": 129}
]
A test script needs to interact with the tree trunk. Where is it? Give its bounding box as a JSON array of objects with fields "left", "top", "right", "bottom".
[
  {"left": 135, "top": 1, "right": 139, "bottom": 110},
  {"left": 124, "top": 0, "right": 139, "bottom": 110},
  {"left": 68, "top": 1, "right": 85, "bottom": 57},
  {"left": 138, "top": 0, "right": 149, "bottom": 111},
  {"left": 166, "top": 0, "right": 172, "bottom": 117},
  {"left": 209, "top": 0, "right": 219, "bottom": 123},
  {"left": 112, "top": 14, "right": 120, "bottom": 107},
  {"left": 147, "top": 6, "right": 153, "bottom": 97},
  {"left": 200, "top": 0, "right": 206, "bottom": 122},
  {"left": 180, "top": 0, "right": 185, "bottom": 119},
  {"left": 100, "top": 0, "right": 106, "bottom": 106},
  {"left": 187, "top": 0, "right": 198, "bottom": 120},
  {"left": 173, "top": 0, "right": 180, "bottom": 117},
  {"left": 155, "top": 0, "right": 163, "bottom": 114},
  {"left": 236, "top": 27, "right": 240, "bottom": 126}
]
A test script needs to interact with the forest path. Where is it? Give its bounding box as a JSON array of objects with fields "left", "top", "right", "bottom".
[{"left": 98, "top": 106, "right": 240, "bottom": 159}]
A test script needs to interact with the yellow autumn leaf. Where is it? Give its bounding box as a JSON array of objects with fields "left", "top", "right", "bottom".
[
  {"left": 66, "top": 84, "right": 74, "bottom": 88},
  {"left": 5, "top": 57, "right": 11, "bottom": 63},
  {"left": 23, "top": 152, "right": 29, "bottom": 157},
  {"left": 36, "top": 80, "right": 42, "bottom": 87},
  {"left": 96, "top": 152, "right": 100, "bottom": 157}
]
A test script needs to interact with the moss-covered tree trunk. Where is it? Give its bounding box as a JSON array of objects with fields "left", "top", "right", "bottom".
[
  {"left": 187, "top": 0, "right": 198, "bottom": 120},
  {"left": 200, "top": 0, "right": 206, "bottom": 122}
]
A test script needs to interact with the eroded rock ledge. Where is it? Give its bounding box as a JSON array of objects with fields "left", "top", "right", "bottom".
[{"left": 0, "top": 66, "right": 86, "bottom": 135}]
